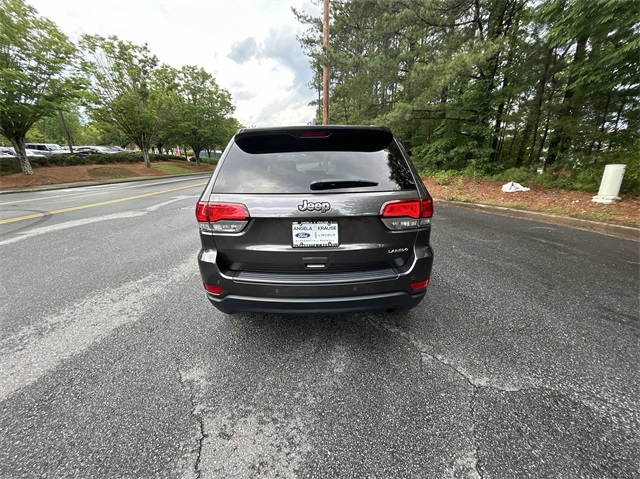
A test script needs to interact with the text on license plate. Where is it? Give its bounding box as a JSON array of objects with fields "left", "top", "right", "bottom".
[{"left": 292, "top": 221, "right": 339, "bottom": 247}]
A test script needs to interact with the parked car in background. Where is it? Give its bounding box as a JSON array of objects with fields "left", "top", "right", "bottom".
[
  {"left": 0, "top": 147, "right": 46, "bottom": 158},
  {"left": 76, "top": 145, "right": 121, "bottom": 154},
  {"left": 106, "top": 146, "right": 136, "bottom": 153},
  {"left": 73, "top": 146, "right": 99, "bottom": 155},
  {"left": 196, "top": 125, "right": 434, "bottom": 314},
  {"left": 25, "top": 143, "right": 66, "bottom": 156}
]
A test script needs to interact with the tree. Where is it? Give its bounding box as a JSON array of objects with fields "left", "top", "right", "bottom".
[
  {"left": 539, "top": 0, "right": 640, "bottom": 167},
  {"left": 295, "top": 0, "right": 639, "bottom": 191},
  {"left": 203, "top": 116, "right": 242, "bottom": 158},
  {"left": 0, "top": 0, "right": 85, "bottom": 174},
  {"left": 162, "top": 66, "right": 235, "bottom": 165},
  {"left": 79, "top": 35, "right": 166, "bottom": 167},
  {"left": 31, "top": 106, "right": 82, "bottom": 146}
]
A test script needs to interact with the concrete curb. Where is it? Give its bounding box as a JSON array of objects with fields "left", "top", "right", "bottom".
[{"left": 436, "top": 199, "right": 640, "bottom": 242}]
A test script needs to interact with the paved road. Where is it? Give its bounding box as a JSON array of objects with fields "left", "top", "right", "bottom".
[{"left": 0, "top": 177, "right": 638, "bottom": 478}]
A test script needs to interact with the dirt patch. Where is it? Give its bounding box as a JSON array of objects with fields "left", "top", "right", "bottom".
[
  {"left": 0, "top": 161, "right": 214, "bottom": 189},
  {"left": 423, "top": 176, "right": 640, "bottom": 228},
  {"left": 88, "top": 166, "right": 142, "bottom": 179}
]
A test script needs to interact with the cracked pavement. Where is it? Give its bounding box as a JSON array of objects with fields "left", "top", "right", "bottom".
[{"left": 0, "top": 182, "right": 638, "bottom": 478}]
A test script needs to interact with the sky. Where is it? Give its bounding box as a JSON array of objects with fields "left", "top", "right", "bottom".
[{"left": 28, "top": 0, "right": 321, "bottom": 127}]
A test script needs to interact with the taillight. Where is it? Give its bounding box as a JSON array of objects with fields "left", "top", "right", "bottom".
[
  {"left": 196, "top": 202, "right": 249, "bottom": 233},
  {"left": 380, "top": 198, "right": 433, "bottom": 230},
  {"left": 382, "top": 200, "right": 421, "bottom": 219},
  {"left": 420, "top": 197, "right": 433, "bottom": 218}
]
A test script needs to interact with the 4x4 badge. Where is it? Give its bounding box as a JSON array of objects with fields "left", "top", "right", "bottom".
[{"left": 298, "top": 199, "right": 331, "bottom": 213}]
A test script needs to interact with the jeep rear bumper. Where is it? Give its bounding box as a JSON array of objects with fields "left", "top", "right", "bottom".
[{"left": 205, "top": 290, "right": 426, "bottom": 314}]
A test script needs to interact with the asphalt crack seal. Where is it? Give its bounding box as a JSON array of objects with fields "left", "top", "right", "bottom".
[
  {"left": 177, "top": 366, "right": 208, "bottom": 479},
  {"left": 366, "top": 314, "right": 485, "bottom": 479}
]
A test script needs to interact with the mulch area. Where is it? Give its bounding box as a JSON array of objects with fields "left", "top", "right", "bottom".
[
  {"left": 422, "top": 176, "right": 640, "bottom": 228},
  {"left": 0, "top": 161, "right": 213, "bottom": 189}
]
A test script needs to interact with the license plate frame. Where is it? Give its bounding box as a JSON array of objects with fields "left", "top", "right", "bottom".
[{"left": 292, "top": 221, "right": 339, "bottom": 248}]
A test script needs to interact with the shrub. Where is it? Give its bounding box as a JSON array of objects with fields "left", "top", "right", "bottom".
[
  {"left": 0, "top": 157, "right": 22, "bottom": 175},
  {"left": 492, "top": 167, "right": 537, "bottom": 185},
  {"left": 433, "top": 170, "right": 459, "bottom": 185},
  {"left": 199, "top": 157, "right": 219, "bottom": 166},
  {"left": 0, "top": 152, "right": 191, "bottom": 175}
]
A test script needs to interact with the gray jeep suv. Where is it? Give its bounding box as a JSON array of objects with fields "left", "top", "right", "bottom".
[{"left": 196, "top": 126, "right": 434, "bottom": 314}]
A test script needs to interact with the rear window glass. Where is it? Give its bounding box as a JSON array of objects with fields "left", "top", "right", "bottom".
[{"left": 212, "top": 139, "right": 416, "bottom": 194}]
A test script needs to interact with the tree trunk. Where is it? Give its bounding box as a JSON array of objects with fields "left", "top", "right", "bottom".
[
  {"left": 58, "top": 111, "right": 74, "bottom": 153},
  {"left": 609, "top": 100, "right": 627, "bottom": 148},
  {"left": 536, "top": 113, "right": 551, "bottom": 166},
  {"left": 546, "top": 36, "right": 588, "bottom": 165},
  {"left": 10, "top": 137, "right": 33, "bottom": 175},
  {"left": 517, "top": 45, "right": 553, "bottom": 167},
  {"left": 141, "top": 147, "right": 151, "bottom": 168}
]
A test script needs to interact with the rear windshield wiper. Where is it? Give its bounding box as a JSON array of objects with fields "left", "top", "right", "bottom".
[{"left": 310, "top": 179, "right": 379, "bottom": 191}]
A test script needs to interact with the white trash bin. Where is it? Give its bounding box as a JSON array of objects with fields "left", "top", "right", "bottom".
[{"left": 592, "top": 164, "right": 626, "bottom": 204}]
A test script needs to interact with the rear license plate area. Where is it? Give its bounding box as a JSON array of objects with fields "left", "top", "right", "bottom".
[{"left": 292, "top": 221, "right": 339, "bottom": 248}]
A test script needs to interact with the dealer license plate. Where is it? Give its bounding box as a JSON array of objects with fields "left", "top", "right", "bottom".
[{"left": 292, "top": 221, "right": 339, "bottom": 248}]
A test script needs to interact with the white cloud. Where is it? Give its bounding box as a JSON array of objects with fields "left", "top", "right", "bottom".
[
  {"left": 228, "top": 37, "right": 259, "bottom": 64},
  {"left": 28, "top": 0, "right": 321, "bottom": 127}
]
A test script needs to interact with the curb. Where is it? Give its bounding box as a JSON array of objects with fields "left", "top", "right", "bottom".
[{"left": 436, "top": 199, "right": 640, "bottom": 242}]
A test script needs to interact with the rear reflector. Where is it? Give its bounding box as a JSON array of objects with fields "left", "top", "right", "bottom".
[
  {"left": 410, "top": 279, "right": 429, "bottom": 291},
  {"left": 204, "top": 284, "right": 222, "bottom": 295}
]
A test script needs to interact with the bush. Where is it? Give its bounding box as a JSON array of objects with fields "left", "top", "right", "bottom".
[
  {"left": 199, "top": 157, "right": 219, "bottom": 166},
  {"left": 433, "top": 170, "right": 459, "bottom": 185},
  {"left": 0, "top": 157, "right": 22, "bottom": 175},
  {"left": 492, "top": 167, "right": 537, "bottom": 185},
  {"left": 0, "top": 152, "right": 190, "bottom": 175},
  {"left": 151, "top": 153, "right": 187, "bottom": 161}
]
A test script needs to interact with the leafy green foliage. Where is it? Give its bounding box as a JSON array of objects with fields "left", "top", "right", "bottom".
[
  {"left": 159, "top": 66, "right": 236, "bottom": 165},
  {"left": 0, "top": 0, "right": 86, "bottom": 174},
  {"left": 79, "top": 35, "right": 166, "bottom": 167},
  {"left": 296, "top": 0, "right": 639, "bottom": 195}
]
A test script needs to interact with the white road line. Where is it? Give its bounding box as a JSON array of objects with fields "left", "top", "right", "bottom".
[
  {"left": 0, "top": 175, "right": 207, "bottom": 206},
  {"left": 0, "top": 189, "right": 112, "bottom": 206},
  {"left": 145, "top": 195, "right": 193, "bottom": 212},
  {"left": 0, "top": 211, "right": 146, "bottom": 246},
  {"left": 0, "top": 256, "right": 197, "bottom": 402},
  {"left": 0, "top": 196, "right": 194, "bottom": 246}
]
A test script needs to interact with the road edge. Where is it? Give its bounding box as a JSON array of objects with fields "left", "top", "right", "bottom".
[{"left": 436, "top": 199, "right": 640, "bottom": 242}]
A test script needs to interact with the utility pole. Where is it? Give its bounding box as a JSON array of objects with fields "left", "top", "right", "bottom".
[{"left": 322, "top": 0, "right": 329, "bottom": 125}]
